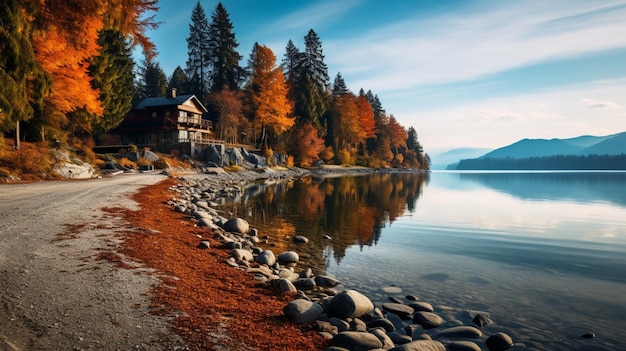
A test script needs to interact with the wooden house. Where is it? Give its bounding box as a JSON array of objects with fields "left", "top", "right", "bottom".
[{"left": 118, "top": 88, "right": 215, "bottom": 154}]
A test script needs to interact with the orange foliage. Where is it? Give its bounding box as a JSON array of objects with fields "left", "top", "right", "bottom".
[
  {"left": 355, "top": 95, "right": 377, "bottom": 140},
  {"left": 102, "top": 0, "right": 160, "bottom": 57},
  {"left": 33, "top": 1, "right": 104, "bottom": 116},
  {"left": 249, "top": 45, "right": 295, "bottom": 138},
  {"left": 293, "top": 123, "right": 325, "bottom": 167}
]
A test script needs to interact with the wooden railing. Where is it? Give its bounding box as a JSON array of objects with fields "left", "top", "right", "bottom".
[{"left": 177, "top": 116, "right": 212, "bottom": 129}]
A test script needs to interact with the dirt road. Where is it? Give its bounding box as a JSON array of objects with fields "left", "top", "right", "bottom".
[{"left": 0, "top": 174, "right": 187, "bottom": 350}]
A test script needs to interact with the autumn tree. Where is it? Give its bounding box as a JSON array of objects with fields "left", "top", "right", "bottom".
[
  {"left": 208, "top": 2, "right": 243, "bottom": 92},
  {"left": 356, "top": 90, "right": 377, "bottom": 154},
  {"left": 89, "top": 29, "right": 135, "bottom": 140},
  {"left": 245, "top": 44, "right": 294, "bottom": 150},
  {"left": 186, "top": 1, "right": 211, "bottom": 101},
  {"left": 290, "top": 123, "right": 326, "bottom": 167},
  {"left": 210, "top": 87, "right": 244, "bottom": 144},
  {"left": 101, "top": 0, "right": 160, "bottom": 58},
  {"left": 29, "top": 0, "right": 104, "bottom": 141}
]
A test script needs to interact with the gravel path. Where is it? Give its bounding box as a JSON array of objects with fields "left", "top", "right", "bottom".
[{"left": 0, "top": 174, "right": 187, "bottom": 351}]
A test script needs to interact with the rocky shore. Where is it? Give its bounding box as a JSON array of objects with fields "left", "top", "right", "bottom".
[{"left": 165, "top": 167, "right": 523, "bottom": 351}]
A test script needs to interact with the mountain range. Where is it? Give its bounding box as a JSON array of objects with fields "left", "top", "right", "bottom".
[{"left": 434, "top": 131, "right": 626, "bottom": 170}]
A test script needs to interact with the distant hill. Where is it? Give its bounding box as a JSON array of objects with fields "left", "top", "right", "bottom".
[
  {"left": 480, "top": 132, "right": 626, "bottom": 160},
  {"left": 429, "top": 148, "right": 492, "bottom": 170},
  {"left": 454, "top": 131, "right": 626, "bottom": 170}
]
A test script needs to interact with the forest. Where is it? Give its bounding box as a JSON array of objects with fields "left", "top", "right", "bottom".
[
  {"left": 455, "top": 154, "right": 626, "bottom": 170},
  {"left": 0, "top": 0, "right": 430, "bottom": 170}
]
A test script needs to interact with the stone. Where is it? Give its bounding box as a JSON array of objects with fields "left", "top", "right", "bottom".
[
  {"left": 435, "top": 326, "right": 482, "bottom": 339},
  {"left": 369, "top": 327, "right": 395, "bottom": 349},
  {"left": 328, "top": 317, "right": 350, "bottom": 332},
  {"left": 388, "top": 331, "right": 413, "bottom": 345},
  {"left": 230, "top": 249, "right": 253, "bottom": 262},
  {"left": 255, "top": 249, "right": 276, "bottom": 266},
  {"left": 406, "top": 295, "right": 420, "bottom": 301},
  {"left": 326, "top": 290, "right": 374, "bottom": 319},
  {"left": 388, "top": 340, "right": 446, "bottom": 351},
  {"left": 277, "top": 251, "right": 299, "bottom": 264},
  {"left": 314, "top": 275, "right": 341, "bottom": 287},
  {"left": 408, "top": 301, "right": 434, "bottom": 313},
  {"left": 293, "top": 278, "right": 316, "bottom": 290},
  {"left": 270, "top": 278, "right": 297, "bottom": 293},
  {"left": 197, "top": 240, "right": 210, "bottom": 249},
  {"left": 444, "top": 341, "right": 481, "bottom": 351},
  {"left": 293, "top": 235, "right": 309, "bottom": 243},
  {"left": 283, "top": 299, "right": 323, "bottom": 324},
  {"left": 223, "top": 217, "right": 249, "bottom": 234},
  {"left": 413, "top": 312, "right": 444, "bottom": 329},
  {"left": 486, "top": 332, "right": 513, "bottom": 351},
  {"left": 329, "top": 331, "right": 383, "bottom": 351},
  {"left": 366, "top": 318, "right": 396, "bottom": 333},
  {"left": 382, "top": 302, "right": 415, "bottom": 320}
]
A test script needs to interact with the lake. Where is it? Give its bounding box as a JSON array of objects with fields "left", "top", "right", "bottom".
[{"left": 220, "top": 171, "right": 626, "bottom": 351}]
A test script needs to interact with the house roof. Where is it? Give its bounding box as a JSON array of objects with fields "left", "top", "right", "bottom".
[{"left": 135, "top": 94, "right": 208, "bottom": 112}]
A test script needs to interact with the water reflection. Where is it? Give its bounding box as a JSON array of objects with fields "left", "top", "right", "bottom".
[
  {"left": 457, "top": 171, "right": 626, "bottom": 206},
  {"left": 222, "top": 172, "right": 429, "bottom": 271}
]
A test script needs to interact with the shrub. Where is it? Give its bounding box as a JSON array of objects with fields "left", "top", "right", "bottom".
[{"left": 119, "top": 157, "right": 137, "bottom": 169}]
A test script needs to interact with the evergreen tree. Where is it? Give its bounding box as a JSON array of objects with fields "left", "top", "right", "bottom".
[
  {"left": 135, "top": 57, "right": 167, "bottom": 102},
  {"left": 169, "top": 66, "right": 190, "bottom": 94},
  {"left": 293, "top": 29, "right": 329, "bottom": 131},
  {"left": 281, "top": 39, "right": 299, "bottom": 87},
  {"left": 89, "top": 29, "right": 135, "bottom": 139},
  {"left": 185, "top": 1, "right": 211, "bottom": 101},
  {"left": 332, "top": 72, "right": 350, "bottom": 96},
  {"left": 207, "top": 2, "right": 243, "bottom": 92},
  {"left": 0, "top": 0, "right": 47, "bottom": 137}
]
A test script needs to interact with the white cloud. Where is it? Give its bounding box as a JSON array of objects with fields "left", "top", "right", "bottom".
[
  {"left": 581, "top": 98, "right": 620, "bottom": 109},
  {"left": 326, "top": 1, "right": 626, "bottom": 92}
]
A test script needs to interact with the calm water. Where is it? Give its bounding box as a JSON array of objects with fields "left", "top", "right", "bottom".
[{"left": 221, "top": 171, "right": 626, "bottom": 351}]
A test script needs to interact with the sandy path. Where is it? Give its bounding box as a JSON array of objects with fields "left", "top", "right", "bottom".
[{"left": 0, "top": 174, "right": 186, "bottom": 351}]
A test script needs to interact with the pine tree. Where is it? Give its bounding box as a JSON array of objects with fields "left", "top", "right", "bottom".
[
  {"left": 169, "top": 66, "right": 189, "bottom": 94},
  {"left": 135, "top": 57, "right": 167, "bottom": 102},
  {"left": 293, "top": 29, "right": 330, "bottom": 131},
  {"left": 208, "top": 2, "right": 243, "bottom": 92},
  {"left": 89, "top": 29, "right": 135, "bottom": 140},
  {"left": 186, "top": 1, "right": 211, "bottom": 101},
  {"left": 332, "top": 72, "right": 350, "bottom": 96},
  {"left": 281, "top": 39, "right": 299, "bottom": 88}
]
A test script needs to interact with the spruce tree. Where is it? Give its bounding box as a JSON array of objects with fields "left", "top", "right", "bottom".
[
  {"left": 185, "top": 1, "right": 211, "bottom": 101},
  {"left": 281, "top": 39, "right": 299, "bottom": 87},
  {"left": 207, "top": 2, "right": 243, "bottom": 92},
  {"left": 169, "top": 66, "right": 190, "bottom": 94},
  {"left": 293, "top": 29, "right": 330, "bottom": 131},
  {"left": 332, "top": 72, "right": 350, "bottom": 96},
  {"left": 135, "top": 58, "right": 167, "bottom": 102},
  {"left": 89, "top": 29, "right": 135, "bottom": 139}
]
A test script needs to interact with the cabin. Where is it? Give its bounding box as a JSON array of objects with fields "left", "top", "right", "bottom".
[{"left": 118, "top": 88, "right": 215, "bottom": 154}]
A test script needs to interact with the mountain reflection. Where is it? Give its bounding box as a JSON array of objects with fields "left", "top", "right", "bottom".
[
  {"left": 220, "top": 172, "right": 429, "bottom": 273},
  {"left": 458, "top": 171, "right": 626, "bottom": 206}
]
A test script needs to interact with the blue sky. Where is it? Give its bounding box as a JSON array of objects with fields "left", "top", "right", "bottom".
[{"left": 144, "top": 0, "right": 626, "bottom": 153}]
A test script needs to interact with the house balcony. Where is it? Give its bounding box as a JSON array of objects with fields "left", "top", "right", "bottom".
[{"left": 177, "top": 116, "right": 212, "bottom": 130}]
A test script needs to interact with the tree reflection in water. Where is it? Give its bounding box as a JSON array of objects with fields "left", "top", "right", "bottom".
[{"left": 217, "top": 172, "right": 429, "bottom": 274}]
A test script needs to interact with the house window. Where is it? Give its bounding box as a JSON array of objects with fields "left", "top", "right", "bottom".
[
  {"left": 180, "top": 111, "right": 187, "bottom": 118},
  {"left": 151, "top": 112, "right": 157, "bottom": 118},
  {"left": 165, "top": 111, "right": 170, "bottom": 117}
]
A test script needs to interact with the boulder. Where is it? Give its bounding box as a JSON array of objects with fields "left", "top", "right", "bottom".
[
  {"left": 271, "top": 278, "right": 297, "bottom": 293},
  {"left": 315, "top": 275, "right": 341, "bottom": 287},
  {"left": 255, "top": 249, "right": 276, "bottom": 266},
  {"left": 283, "top": 299, "right": 323, "bottom": 324},
  {"left": 223, "top": 217, "right": 249, "bottom": 234},
  {"left": 388, "top": 340, "right": 446, "bottom": 351},
  {"left": 434, "top": 326, "right": 482, "bottom": 339},
  {"left": 444, "top": 341, "right": 481, "bottom": 351},
  {"left": 413, "top": 312, "right": 444, "bottom": 329},
  {"left": 277, "top": 251, "right": 299, "bottom": 264},
  {"left": 326, "top": 290, "right": 374, "bottom": 319},
  {"left": 485, "top": 332, "right": 513, "bottom": 351},
  {"left": 231, "top": 249, "right": 253, "bottom": 262},
  {"left": 329, "top": 331, "right": 383, "bottom": 351},
  {"left": 382, "top": 302, "right": 415, "bottom": 320}
]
